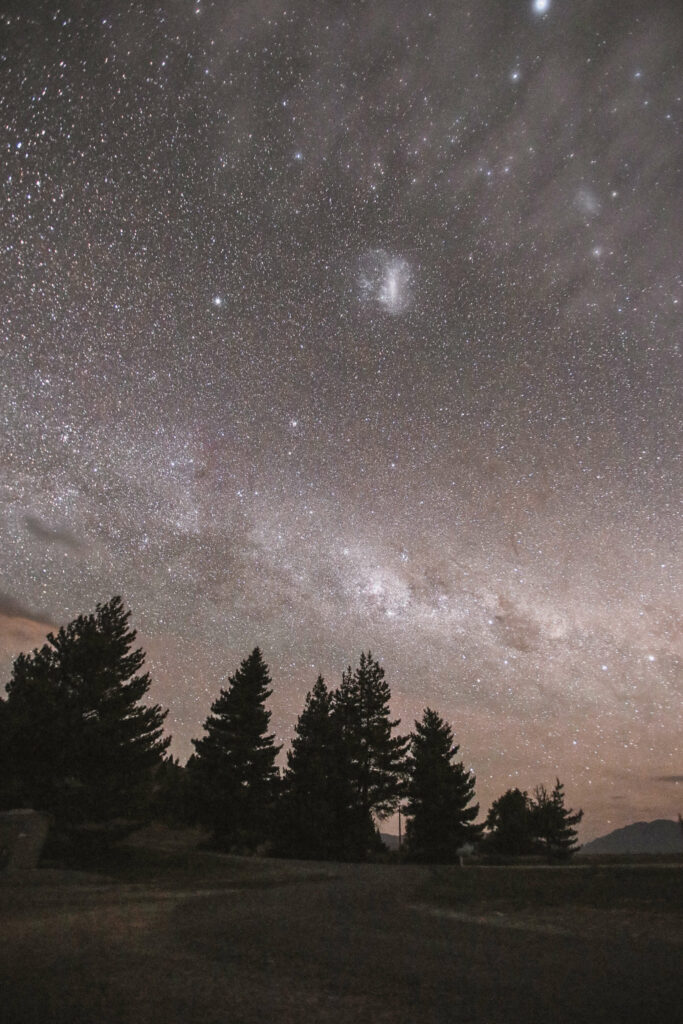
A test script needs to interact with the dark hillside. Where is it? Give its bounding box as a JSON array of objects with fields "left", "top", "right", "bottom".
[{"left": 580, "top": 819, "right": 682, "bottom": 855}]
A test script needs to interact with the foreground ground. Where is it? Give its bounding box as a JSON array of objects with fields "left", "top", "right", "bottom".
[{"left": 1, "top": 841, "right": 681, "bottom": 1024}]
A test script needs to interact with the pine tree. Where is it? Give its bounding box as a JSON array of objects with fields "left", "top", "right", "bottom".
[
  {"left": 0, "top": 690, "right": 22, "bottom": 811},
  {"left": 333, "top": 651, "right": 408, "bottom": 825},
  {"left": 191, "top": 647, "right": 281, "bottom": 850},
  {"left": 485, "top": 788, "right": 536, "bottom": 856},
  {"left": 1, "top": 597, "right": 170, "bottom": 825},
  {"left": 531, "top": 778, "right": 583, "bottom": 859},
  {"left": 404, "top": 708, "right": 481, "bottom": 862},
  {"left": 277, "top": 676, "right": 373, "bottom": 860},
  {"left": 152, "top": 755, "right": 193, "bottom": 827}
]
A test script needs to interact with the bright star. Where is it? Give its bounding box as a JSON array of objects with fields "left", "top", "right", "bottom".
[{"left": 533, "top": 0, "right": 550, "bottom": 13}]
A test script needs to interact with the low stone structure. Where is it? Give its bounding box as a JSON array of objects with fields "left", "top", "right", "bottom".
[{"left": 0, "top": 809, "right": 51, "bottom": 871}]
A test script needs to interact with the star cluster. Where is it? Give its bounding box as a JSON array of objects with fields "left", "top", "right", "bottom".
[{"left": 1, "top": 0, "right": 680, "bottom": 838}]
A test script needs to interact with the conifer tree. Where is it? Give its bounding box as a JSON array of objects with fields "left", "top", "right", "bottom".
[
  {"left": 531, "top": 778, "right": 583, "bottom": 859},
  {"left": 0, "top": 696, "right": 9, "bottom": 804},
  {"left": 404, "top": 708, "right": 481, "bottom": 862},
  {"left": 485, "top": 787, "right": 536, "bottom": 856},
  {"left": 333, "top": 651, "right": 408, "bottom": 824},
  {"left": 1, "top": 597, "right": 169, "bottom": 825},
  {"left": 277, "top": 676, "right": 373, "bottom": 860},
  {"left": 152, "top": 755, "right": 192, "bottom": 827},
  {"left": 191, "top": 647, "right": 281, "bottom": 850}
]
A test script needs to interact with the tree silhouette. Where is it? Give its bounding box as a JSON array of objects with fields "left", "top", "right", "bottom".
[
  {"left": 152, "top": 754, "right": 193, "bottom": 827},
  {"left": 333, "top": 652, "right": 408, "bottom": 826},
  {"left": 190, "top": 647, "right": 281, "bottom": 850},
  {"left": 485, "top": 788, "right": 536, "bottom": 856},
  {"left": 0, "top": 597, "right": 169, "bottom": 826},
  {"left": 531, "top": 778, "right": 583, "bottom": 859},
  {"left": 404, "top": 708, "right": 482, "bottom": 862},
  {"left": 276, "top": 676, "right": 373, "bottom": 860},
  {"left": 0, "top": 685, "right": 20, "bottom": 810}
]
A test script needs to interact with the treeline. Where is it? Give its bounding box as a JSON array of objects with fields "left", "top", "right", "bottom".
[{"left": 0, "top": 597, "right": 582, "bottom": 862}]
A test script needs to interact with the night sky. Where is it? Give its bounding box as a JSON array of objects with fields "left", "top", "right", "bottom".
[{"left": 1, "top": 0, "right": 680, "bottom": 840}]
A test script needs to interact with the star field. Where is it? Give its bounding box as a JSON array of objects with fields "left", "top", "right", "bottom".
[{"left": 1, "top": 0, "right": 681, "bottom": 839}]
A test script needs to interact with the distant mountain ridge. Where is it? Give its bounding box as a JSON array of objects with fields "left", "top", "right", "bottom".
[
  {"left": 379, "top": 832, "right": 400, "bottom": 851},
  {"left": 580, "top": 818, "right": 683, "bottom": 855}
]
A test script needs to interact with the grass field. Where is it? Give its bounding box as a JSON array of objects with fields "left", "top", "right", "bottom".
[
  {"left": 422, "top": 859, "right": 683, "bottom": 910},
  {"left": 1, "top": 841, "right": 681, "bottom": 1024}
]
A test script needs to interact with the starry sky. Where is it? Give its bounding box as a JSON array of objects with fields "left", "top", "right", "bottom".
[{"left": 1, "top": 0, "right": 681, "bottom": 840}]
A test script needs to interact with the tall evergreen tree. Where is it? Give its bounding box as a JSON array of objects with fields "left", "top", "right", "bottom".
[
  {"left": 151, "top": 755, "right": 193, "bottom": 827},
  {"left": 333, "top": 652, "right": 408, "bottom": 825},
  {"left": 277, "top": 676, "right": 373, "bottom": 860},
  {"left": 0, "top": 597, "right": 170, "bottom": 825},
  {"left": 0, "top": 688, "right": 21, "bottom": 811},
  {"left": 404, "top": 708, "right": 481, "bottom": 862},
  {"left": 190, "top": 647, "right": 281, "bottom": 850},
  {"left": 485, "top": 788, "right": 536, "bottom": 856},
  {"left": 531, "top": 778, "right": 583, "bottom": 859}
]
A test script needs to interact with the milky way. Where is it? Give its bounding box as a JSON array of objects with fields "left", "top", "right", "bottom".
[{"left": 1, "top": 0, "right": 681, "bottom": 838}]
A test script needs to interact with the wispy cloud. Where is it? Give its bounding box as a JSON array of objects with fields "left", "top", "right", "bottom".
[
  {"left": 24, "top": 515, "right": 84, "bottom": 551},
  {"left": 0, "top": 593, "right": 53, "bottom": 625}
]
